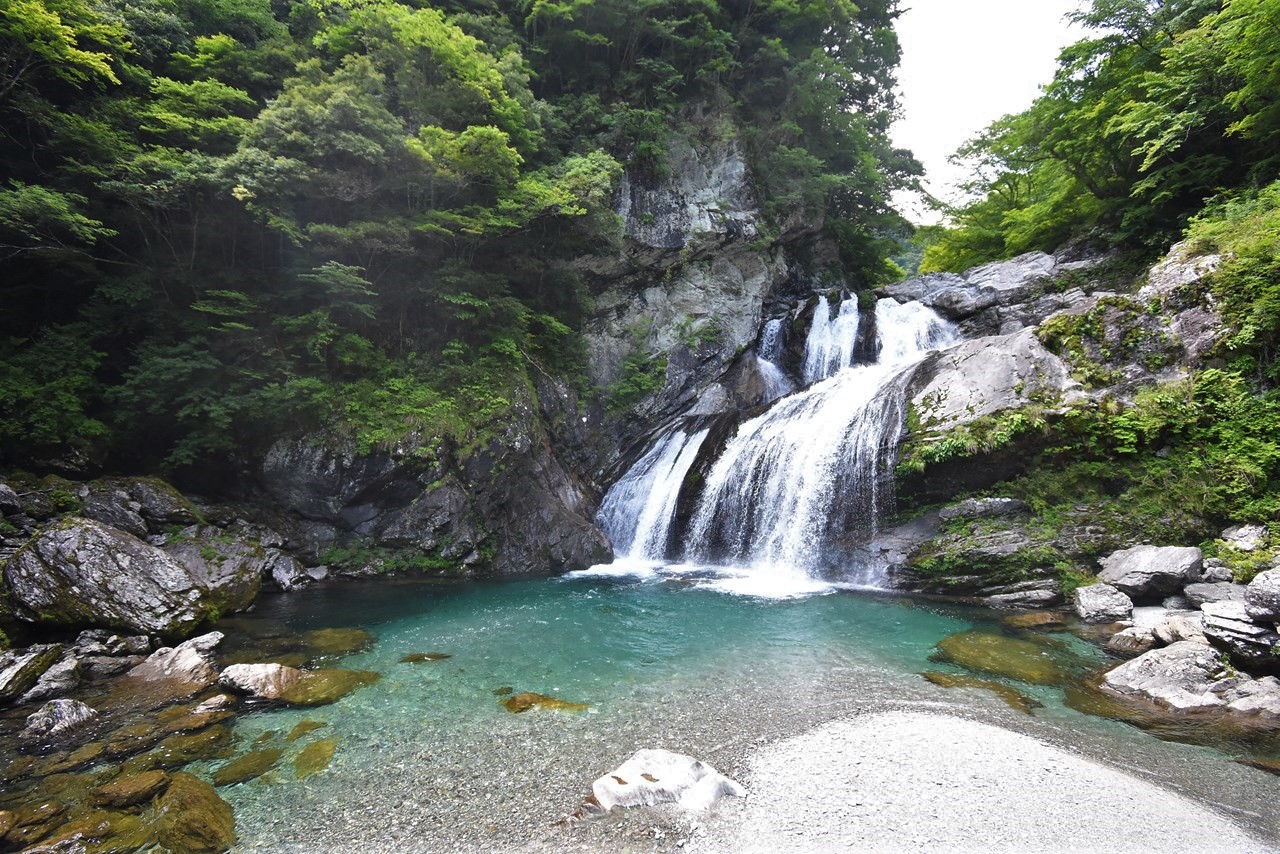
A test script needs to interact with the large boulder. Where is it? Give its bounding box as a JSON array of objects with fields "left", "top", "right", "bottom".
[
  {"left": 1073, "top": 584, "right": 1133, "bottom": 624},
  {"left": 1201, "top": 601, "right": 1280, "bottom": 675},
  {"left": 1096, "top": 546, "right": 1202, "bottom": 598},
  {"left": 591, "top": 749, "right": 744, "bottom": 812},
  {"left": 3, "top": 518, "right": 222, "bottom": 635},
  {"left": 1245, "top": 568, "right": 1280, "bottom": 622}
]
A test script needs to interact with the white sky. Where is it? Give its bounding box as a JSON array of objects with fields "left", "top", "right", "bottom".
[{"left": 890, "top": 0, "right": 1089, "bottom": 223}]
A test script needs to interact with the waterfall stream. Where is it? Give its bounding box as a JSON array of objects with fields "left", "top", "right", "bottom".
[{"left": 588, "top": 296, "right": 959, "bottom": 594}]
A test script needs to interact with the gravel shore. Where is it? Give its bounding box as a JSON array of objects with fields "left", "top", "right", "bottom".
[{"left": 687, "top": 711, "right": 1274, "bottom": 853}]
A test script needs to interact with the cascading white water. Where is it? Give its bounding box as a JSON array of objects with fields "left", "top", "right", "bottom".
[
  {"left": 685, "top": 298, "right": 959, "bottom": 583},
  {"left": 594, "top": 427, "right": 709, "bottom": 561},
  {"left": 802, "top": 296, "right": 863, "bottom": 383},
  {"left": 756, "top": 317, "right": 794, "bottom": 402}
]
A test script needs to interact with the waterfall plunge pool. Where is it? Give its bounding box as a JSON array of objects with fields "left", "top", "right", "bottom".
[{"left": 207, "top": 573, "right": 1280, "bottom": 850}]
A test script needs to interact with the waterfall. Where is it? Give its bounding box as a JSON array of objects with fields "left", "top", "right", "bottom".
[
  {"left": 756, "top": 318, "right": 794, "bottom": 402},
  {"left": 595, "top": 427, "right": 709, "bottom": 561},
  {"left": 685, "top": 298, "right": 959, "bottom": 581},
  {"left": 582, "top": 295, "right": 959, "bottom": 596}
]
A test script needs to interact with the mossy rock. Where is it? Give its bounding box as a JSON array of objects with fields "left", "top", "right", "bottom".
[
  {"left": 212, "top": 748, "right": 284, "bottom": 787},
  {"left": 286, "top": 720, "right": 327, "bottom": 742},
  {"left": 1, "top": 799, "right": 67, "bottom": 848},
  {"left": 103, "top": 721, "right": 164, "bottom": 760},
  {"left": 500, "top": 692, "right": 588, "bottom": 714},
  {"left": 151, "top": 771, "right": 235, "bottom": 852},
  {"left": 36, "top": 741, "right": 107, "bottom": 776},
  {"left": 90, "top": 770, "right": 170, "bottom": 808},
  {"left": 300, "top": 628, "right": 374, "bottom": 658},
  {"left": 932, "top": 630, "right": 1065, "bottom": 686},
  {"left": 277, "top": 669, "right": 380, "bottom": 707},
  {"left": 27, "top": 807, "right": 148, "bottom": 854},
  {"left": 124, "top": 725, "right": 234, "bottom": 773},
  {"left": 921, "top": 671, "right": 1043, "bottom": 715},
  {"left": 399, "top": 652, "right": 451, "bottom": 663},
  {"left": 1002, "top": 611, "right": 1068, "bottom": 630},
  {"left": 294, "top": 738, "right": 337, "bottom": 779}
]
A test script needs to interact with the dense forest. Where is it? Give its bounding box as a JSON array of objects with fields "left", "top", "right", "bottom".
[
  {"left": 0, "top": 0, "right": 913, "bottom": 484},
  {"left": 913, "top": 0, "right": 1280, "bottom": 567}
]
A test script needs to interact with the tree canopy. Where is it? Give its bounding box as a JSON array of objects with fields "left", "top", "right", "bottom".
[{"left": 0, "top": 0, "right": 912, "bottom": 480}]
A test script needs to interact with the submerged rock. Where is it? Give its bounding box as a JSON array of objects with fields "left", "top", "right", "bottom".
[
  {"left": 400, "top": 652, "right": 451, "bottom": 663},
  {"left": 932, "top": 631, "right": 1065, "bottom": 686},
  {"left": 500, "top": 692, "right": 589, "bottom": 713},
  {"left": 213, "top": 748, "right": 284, "bottom": 786},
  {"left": 219, "top": 663, "right": 378, "bottom": 706},
  {"left": 90, "top": 770, "right": 171, "bottom": 808},
  {"left": 301, "top": 627, "right": 374, "bottom": 657},
  {"left": 294, "top": 738, "right": 337, "bottom": 779},
  {"left": 1096, "top": 546, "right": 1202, "bottom": 598},
  {"left": 286, "top": 720, "right": 327, "bottom": 742},
  {"left": 921, "top": 671, "right": 1043, "bottom": 714},
  {"left": 591, "top": 748, "right": 744, "bottom": 812},
  {"left": 1072, "top": 584, "right": 1133, "bottom": 624}
]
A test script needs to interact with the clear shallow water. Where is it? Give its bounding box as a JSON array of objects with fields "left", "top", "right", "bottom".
[{"left": 212, "top": 575, "right": 1280, "bottom": 851}]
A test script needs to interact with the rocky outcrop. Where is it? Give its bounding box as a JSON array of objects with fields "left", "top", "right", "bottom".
[
  {"left": 884, "top": 251, "right": 1095, "bottom": 337},
  {"left": 1096, "top": 546, "right": 1202, "bottom": 599},
  {"left": 163, "top": 526, "right": 274, "bottom": 613},
  {"left": 1202, "top": 601, "right": 1280, "bottom": 676},
  {"left": 260, "top": 378, "right": 611, "bottom": 576},
  {"left": 1101, "top": 640, "right": 1280, "bottom": 718},
  {"left": 907, "top": 328, "right": 1080, "bottom": 434},
  {"left": 590, "top": 749, "right": 744, "bottom": 812},
  {"left": 4, "top": 518, "right": 227, "bottom": 636}
]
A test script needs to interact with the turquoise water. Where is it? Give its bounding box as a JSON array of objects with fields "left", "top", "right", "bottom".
[{"left": 209, "top": 575, "right": 1280, "bottom": 850}]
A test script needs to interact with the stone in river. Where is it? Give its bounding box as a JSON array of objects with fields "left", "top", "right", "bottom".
[
  {"left": 294, "top": 738, "right": 337, "bottom": 779},
  {"left": 400, "top": 652, "right": 452, "bottom": 663},
  {"left": 932, "top": 630, "right": 1065, "bottom": 686},
  {"left": 1002, "top": 611, "right": 1067, "bottom": 630},
  {"left": 278, "top": 669, "right": 380, "bottom": 707},
  {"left": 287, "top": 720, "right": 328, "bottom": 742},
  {"left": 90, "top": 770, "right": 171, "bottom": 808},
  {"left": 213, "top": 748, "right": 284, "bottom": 786},
  {"left": 921, "top": 671, "right": 1043, "bottom": 715},
  {"left": 501, "top": 691, "right": 589, "bottom": 713},
  {"left": 300, "top": 627, "right": 374, "bottom": 657},
  {"left": 1072, "top": 583, "right": 1133, "bottom": 624},
  {"left": 151, "top": 772, "right": 236, "bottom": 852}
]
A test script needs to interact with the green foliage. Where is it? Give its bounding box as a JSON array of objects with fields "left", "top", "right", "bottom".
[
  {"left": 1184, "top": 179, "right": 1280, "bottom": 374},
  {"left": 319, "top": 540, "right": 463, "bottom": 574},
  {"left": 0, "top": 0, "right": 909, "bottom": 475}
]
